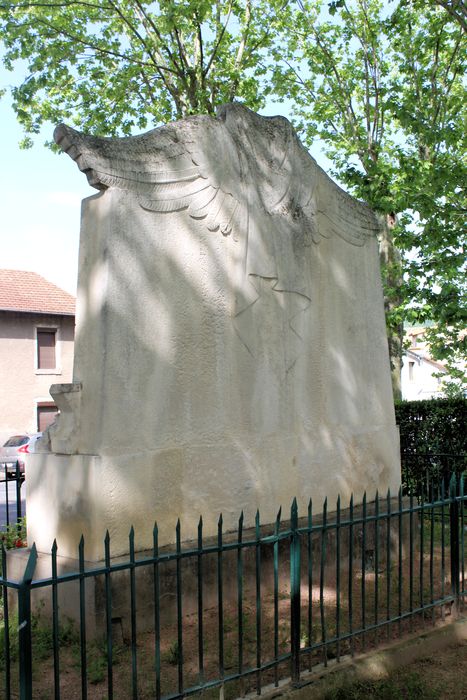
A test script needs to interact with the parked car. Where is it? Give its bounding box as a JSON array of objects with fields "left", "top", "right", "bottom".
[{"left": 0, "top": 433, "right": 43, "bottom": 477}]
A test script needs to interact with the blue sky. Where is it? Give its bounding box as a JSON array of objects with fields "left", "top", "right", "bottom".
[
  {"left": 1, "top": 64, "right": 94, "bottom": 294},
  {"left": 1, "top": 64, "right": 331, "bottom": 296}
]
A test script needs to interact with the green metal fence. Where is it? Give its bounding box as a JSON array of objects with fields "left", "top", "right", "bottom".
[
  {"left": 1, "top": 473, "right": 466, "bottom": 700},
  {"left": 0, "top": 462, "right": 24, "bottom": 530}
]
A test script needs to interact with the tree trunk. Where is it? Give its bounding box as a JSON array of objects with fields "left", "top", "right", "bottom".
[{"left": 378, "top": 214, "right": 403, "bottom": 401}]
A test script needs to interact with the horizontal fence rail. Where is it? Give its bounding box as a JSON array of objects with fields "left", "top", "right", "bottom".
[{"left": 0, "top": 470, "right": 466, "bottom": 699}]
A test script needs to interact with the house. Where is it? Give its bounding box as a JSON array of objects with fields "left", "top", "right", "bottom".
[
  {"left": 0, "top": 269, "right": 75, "bottom": 444},
  {"left": 401, "top": 325, "right": 448, "bottom": 400}
]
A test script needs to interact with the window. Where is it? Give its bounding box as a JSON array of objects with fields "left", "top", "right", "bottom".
[
  {"left": 37, "top": 329, "right": 56, "bottom": 370},
  {"left": 37, "top": 403, "right": 58, "bottom": 432},
  {"left": 3, "top": 436, "right": 29, "bottom": 448},
  {"left": 408, "top": 361, "right": 415, "bottom": 381}
]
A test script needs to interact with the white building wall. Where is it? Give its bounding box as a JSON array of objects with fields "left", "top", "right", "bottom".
[{"left": 401, "top": 352, "right": 445, "bottom": 401}]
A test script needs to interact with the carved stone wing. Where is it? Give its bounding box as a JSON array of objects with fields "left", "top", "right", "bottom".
[
  {"left": 266, "top": 131, "right": 379, "bottom": 247},
  {"left": 54, "top": 115, "right": 243, "bottom": 237},
  {"left": 314, "top": 173, "right": 380, "bottom": 245},
  {"left": 218, "top": 109, "right": 379, "bottom": 248},
  {"left": 54, "top": 105, "right": 379, "bottom": 247}
]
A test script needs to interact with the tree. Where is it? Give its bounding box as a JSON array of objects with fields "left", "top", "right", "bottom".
[
  {"left": 0, "top": 0, "right": 276, "bottom": 143},
  {"left": 267, "top": 0, "right": 466, "bottom": 396},
  {"left": 389, "top": 0, "right": 466, "bottom": 391}
]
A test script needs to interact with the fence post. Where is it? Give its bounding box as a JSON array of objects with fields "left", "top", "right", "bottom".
[
  {"left": 15, "top": 460, "right": 22, "bottom": 524},
  {"left": 449, "top": 474, "right": 460, "bottom": 614},
  {"left": 290, "top": 498, "right": 301, "bottom": 685},
  {"left": 5, "top": 466, "right": 10, "bottom": 529},
  {"left": 18, "top": 543, "right": 37, "bottom": 700}
]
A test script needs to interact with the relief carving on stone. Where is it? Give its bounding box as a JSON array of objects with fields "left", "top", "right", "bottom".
[{"left": 55, "top": 103, "right": 379, "bottom": 362}]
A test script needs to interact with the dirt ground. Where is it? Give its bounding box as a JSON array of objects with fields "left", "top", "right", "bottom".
[
  {"left": 28, "top": 634, "right": 467, "bottom": 699},
  {"left": 317, "top": 638, "right": 467, "bottom": 700},
  {"left": 394, "top": 641, "right": 467, "bottom": 699}
]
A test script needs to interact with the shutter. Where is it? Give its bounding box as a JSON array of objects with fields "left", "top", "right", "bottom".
[
  {"left": 37, "top": 330, "right": 56, "bottom": 369},
  {"left": 37, "top": 405, "right": 58, "bottom": 432}
]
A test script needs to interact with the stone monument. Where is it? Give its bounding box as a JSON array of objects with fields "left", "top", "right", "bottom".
[{"left": 27, "top": 103, "right": 400, "bottom": 560}]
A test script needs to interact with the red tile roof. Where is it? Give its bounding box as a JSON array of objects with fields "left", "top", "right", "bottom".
[{"left": 0, "top": 270, "right": 75, "bottom": 316}]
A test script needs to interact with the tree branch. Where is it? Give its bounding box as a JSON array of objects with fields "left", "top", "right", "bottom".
[
  {"left": 308, "top": 25, "right": 361, "bottom": 148},
  {"left": 228, "top": 0, "right": 251, "bottom": 101},
  {"left": 1, "top": 0, "right": 105, "bottom": 9},
  {"left": 131, "top": 0, "right": 186, "bottom": 78},
  {"left": 9, "top": 14, "right": 172, "bottom": 74},
  {"left": 432, "top": 0, "right": 467, "bottom": 33},
  {"left": 204, "top": 1, "right": 233, "bottom": 78}
]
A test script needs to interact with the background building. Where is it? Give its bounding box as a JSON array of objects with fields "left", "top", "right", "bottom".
[
  {"left": 401, "top": 325, "right": 448, "bottom": 401},
  {"left": 0, "top": 269, "right": 75, "bottom": 444}
]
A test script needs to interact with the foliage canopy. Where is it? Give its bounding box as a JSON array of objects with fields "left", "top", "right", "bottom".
[{"left": 0, "top": 0, "right": 276, "bottom": 140}]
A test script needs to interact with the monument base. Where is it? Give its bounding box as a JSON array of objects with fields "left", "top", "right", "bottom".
[{"left": 26, "top": 424, "right": 400, "bottom": 561}]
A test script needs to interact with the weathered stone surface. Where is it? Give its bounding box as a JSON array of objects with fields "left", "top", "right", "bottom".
[{"left": 27, "top": 104, "right": 400, "bottom": 560}]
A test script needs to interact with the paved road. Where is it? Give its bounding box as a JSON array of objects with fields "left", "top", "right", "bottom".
[{"left": 0, "top": 478, "right": 26, "bottom": 529}]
